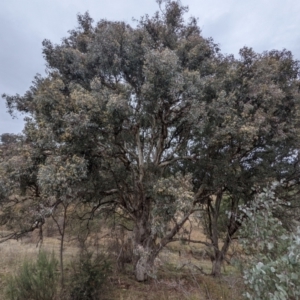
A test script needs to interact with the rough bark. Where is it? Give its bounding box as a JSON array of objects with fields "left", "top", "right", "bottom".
[
  {"left": 134, "top": 248, "right": 157, "bottom": 281},
  {"left": 132, "top": 220, "right": 157, "bottom": 281}
]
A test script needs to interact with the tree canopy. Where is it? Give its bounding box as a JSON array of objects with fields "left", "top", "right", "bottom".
[{"left": 1, "top": 0, "right": 300, "bottom": 280}]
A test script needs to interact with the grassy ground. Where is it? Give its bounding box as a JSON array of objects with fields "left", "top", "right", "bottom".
[
  {"left": 0, "top": 227, "right": 244, "bottom": 300},
  {"left": 108, "top": 263, "right": 244, "bottom": 300}
]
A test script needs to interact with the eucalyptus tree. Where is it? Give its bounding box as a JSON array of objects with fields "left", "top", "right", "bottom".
[
  {"left": 187, "top": 47, "right": 300, "bottom": 275},
  {"left": 2, "top": 1, "right": 219, "bottom": 281},
  {"left": 2, "top": 0, "right": 300, "bottom": 281}
]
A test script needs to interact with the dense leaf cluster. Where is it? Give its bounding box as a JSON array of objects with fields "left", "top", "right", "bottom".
[{"left": 240, "top": 183, "right": 300, "bottom": 300}]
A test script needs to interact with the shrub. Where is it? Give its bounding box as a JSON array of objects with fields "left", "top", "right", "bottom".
[
  {"left": 239, "top": 183, "right": 300, "bottom": 300},
  {"left": 6, "top": 251, "right": 58, "bottom": 300},
  {"left": 69, "top": 251, "right": 111, "bottom": 300}
]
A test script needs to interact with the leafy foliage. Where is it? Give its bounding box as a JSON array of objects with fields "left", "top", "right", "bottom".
[{"left": 239, "top": 183, "right": 300, "bottom": 300}]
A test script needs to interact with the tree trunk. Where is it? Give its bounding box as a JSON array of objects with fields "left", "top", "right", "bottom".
[
  {"left": 210, "top": 213, "right": 240, "bottom": 276},
  {"left": 211, "top": 250, "right": 224, "bottom": 276},
  {"left": 52, "top": 202, "right": 68, "bottom": 288},
  {"left": 59, "top": 206, "right": 67, "bottom": 287},
  {"left": 134, "top": 248, "right": 157, "bottom": 281},
  {"left": 132, "top": 220, "right": 157, "bottom": 281}
]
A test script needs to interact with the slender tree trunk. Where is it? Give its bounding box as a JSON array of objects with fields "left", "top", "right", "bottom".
[
  {"left": 210, "top": 201, "right": 241, "bottom": 277},
  {"left": 208, "top": 190, "right": 224, "bottom": 276},
  {"left": 59, "top": 204, "right": 67, "bottom": 287},
  {"left": 211, "top": 250, "right": 224, "bottom": 276},
  {"left": 52, "top": 202, "right": 68, "bottom": 288}
]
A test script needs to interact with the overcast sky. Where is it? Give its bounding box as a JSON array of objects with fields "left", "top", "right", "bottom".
[{"left": 1, "top": 0, "right": 300, "bottom": 135}]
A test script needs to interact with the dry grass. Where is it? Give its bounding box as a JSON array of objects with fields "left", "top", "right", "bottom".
[
  {"left": 0, "top": 239, "right": 40, "bottom": 299},
  {"left": 106, "top": 266, "right": 243, "bottom": 300},
  {"left": 0, "top": 232, "right": 80, "bottom": 300},
  {"left": 0, "top": 225, "right": 244, "bottom": 300}
]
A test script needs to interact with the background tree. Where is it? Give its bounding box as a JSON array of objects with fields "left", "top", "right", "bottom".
[{"left": 187, "top": 47, "right": 300, "bottom": 275}]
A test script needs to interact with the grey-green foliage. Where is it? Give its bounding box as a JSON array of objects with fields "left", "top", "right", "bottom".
[
  {"left": 239, "top": 183, "right": 300, "bottom": 300},
  {"left": 6, "top": 251, "right": 58, "bottom": 300},
  {"left": 2, "top": 0, "right": 300, "bottom": 280}
]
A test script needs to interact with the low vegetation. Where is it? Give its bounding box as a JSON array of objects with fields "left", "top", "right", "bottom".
[
  {"left": 5, "top": 251, "right": 58, "bottom": 300},
  {"left": 0, "top": 219, "right": 244, "bottom": 300}
]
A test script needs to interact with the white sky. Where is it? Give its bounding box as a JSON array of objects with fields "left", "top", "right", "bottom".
[{"left": 1, "top": 0, "right": 300, "bottom": 135}]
